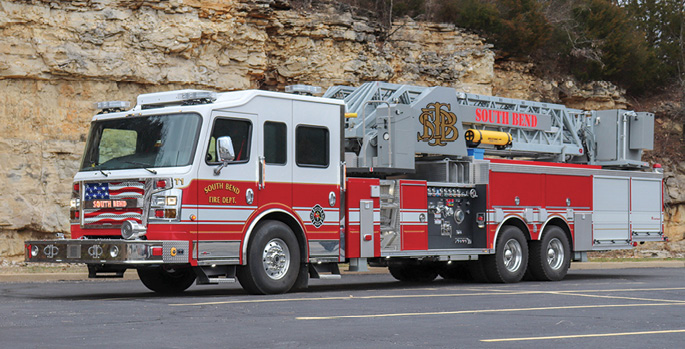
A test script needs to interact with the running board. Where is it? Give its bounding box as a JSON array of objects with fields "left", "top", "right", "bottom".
[
  {"left": 308, "top": 263, "right": 342, "bottom": 280},
  {"left": 195, "top": 265, "right": 237, "bottom": 285}
]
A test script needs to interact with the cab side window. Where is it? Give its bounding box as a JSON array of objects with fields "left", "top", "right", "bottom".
[
  {"left": 264, "top": 122, "right": 287, "bottom": 165},
  {"left": 296, "top": 125, "right": 329, "bottom": 167},
  {"left": 206, "top": 118, "right": 252, "bottom": 163}
]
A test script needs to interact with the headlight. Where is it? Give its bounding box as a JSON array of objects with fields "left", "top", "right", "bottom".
[{"left": 70, "top": 198, "right": 80, "bottom": 209}]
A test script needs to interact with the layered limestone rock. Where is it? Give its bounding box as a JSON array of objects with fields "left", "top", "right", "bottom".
[
  {"left": 0, "top": 0, "right": 495, "bottom": 258},
  {"left": 0, "top": 0, "right": 681, "bottom": 259}
]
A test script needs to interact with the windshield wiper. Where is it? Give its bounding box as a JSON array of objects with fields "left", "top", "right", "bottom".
[
  {"left": 123, "top": 161, "right": 158, "bottom": 174},
  {"left": 89, "top": 163, "right": 109, "bottom": 177}
]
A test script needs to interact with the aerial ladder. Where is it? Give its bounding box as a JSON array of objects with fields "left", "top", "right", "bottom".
[{"left": 324, "top": 81, "right": 654, "bottom": 172}]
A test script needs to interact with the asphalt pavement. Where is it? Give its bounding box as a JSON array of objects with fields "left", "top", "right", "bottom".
[{"left": 0, "top": 266, "right": 683, "bottom": 348}]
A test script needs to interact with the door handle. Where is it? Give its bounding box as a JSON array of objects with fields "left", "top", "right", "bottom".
[{"left": 258, "top": 156, "right": 266, "bottom": 190}]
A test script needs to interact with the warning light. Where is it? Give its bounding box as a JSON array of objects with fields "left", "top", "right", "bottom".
[{"left": 151, "top": 247, "right": 163, "bottom": 256}]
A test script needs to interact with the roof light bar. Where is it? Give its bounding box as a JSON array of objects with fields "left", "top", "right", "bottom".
[
  {"left": 94, "top": 101, "right": 131, "bottom": 114},
  {"left": 285, "top": 85, "right": 322, "bottom": 96},
  {"left": 137, "top": 89, "right": 218, "bottom": 109}
]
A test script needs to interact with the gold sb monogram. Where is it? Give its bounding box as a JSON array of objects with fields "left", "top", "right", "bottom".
[{"left": 417, "top": 102, "right": 459, "bottom": 146}]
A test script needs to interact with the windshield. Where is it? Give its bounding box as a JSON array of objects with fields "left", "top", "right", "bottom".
[{"left": 81, "top": 113, "right": 202, "bottom": 171}]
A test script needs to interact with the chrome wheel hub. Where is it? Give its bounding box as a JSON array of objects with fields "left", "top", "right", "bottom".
[
  {"left": 546, "top": 238, "right": 564, "bottom": 270},
  {"left": 262, "top": 238, "right": 290, "bottom": 280},
  {"left": 503, "top": 239, "right": 523, "bottom": 272}
]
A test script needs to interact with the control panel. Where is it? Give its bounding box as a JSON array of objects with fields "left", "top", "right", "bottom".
[{"left": 427, "top": 184, "right": 487, "bottom": 249}]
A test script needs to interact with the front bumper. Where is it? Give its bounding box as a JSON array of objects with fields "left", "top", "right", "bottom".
[{"left": 24, "top": 239, "right": 190, "bottom": 264}]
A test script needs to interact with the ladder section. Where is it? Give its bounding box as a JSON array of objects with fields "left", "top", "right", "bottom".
[
  {"left": 325, "top": 82, "right": 430, "bottom": 139},
  {"left": 326, "top": 81, "right": 652, "bottom": 168},
  {"left": 456, "top": 92, "right": 587, "bottom": 162}
]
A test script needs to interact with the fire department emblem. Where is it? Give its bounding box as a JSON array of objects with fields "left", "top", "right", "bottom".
[
  {"left": 417, "top": 102, "right": 459, "bottom": 146},
  {"left": 310, "top": 204, "right": 325, "bottom": 228}
]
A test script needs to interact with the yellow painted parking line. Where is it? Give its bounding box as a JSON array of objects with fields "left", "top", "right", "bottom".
[
  {"left": 481, "top": 329, "right": 685, "bottom": 342},
  {"left": 170, "top": 291, "right": 526, "bottom": 306},
  {"left": 170, "top": 287, "right": 685, "bottom": 307},
  {"left": 549, "top": 291, "right": 685, "bottom": 303},
  {"left": 295, "top": 302, "right": 685, "bottom": 320}
]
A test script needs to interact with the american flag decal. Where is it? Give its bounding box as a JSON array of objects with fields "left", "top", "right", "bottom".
[
  {"left": 85, "top": 182, "right": 144, "bottom": 200},
  {"left": 83, "top": 181, "right": 145, "bottom": 226}
]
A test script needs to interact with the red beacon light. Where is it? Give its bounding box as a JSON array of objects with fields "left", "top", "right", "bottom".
[
  {"left": 156, "top": 179, "right": 168, "bottom": 189},
  {"left": 653, "top": 163, "right": 663, "bottom": 174}
]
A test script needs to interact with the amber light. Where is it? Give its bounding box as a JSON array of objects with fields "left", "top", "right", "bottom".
[{"left": 154, "top": 209, "right": 177, "bottom": 219}]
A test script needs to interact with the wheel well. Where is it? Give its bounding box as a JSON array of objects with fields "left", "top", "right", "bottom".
[
  {"left": 542, "top": 217, "right": 573, "bottom": 252},
  {"left": 498, "top": 217, "right": 531, "bottom": 243},
  {"left": 257, "top": 212, "right": 308, "bottom": 262}
]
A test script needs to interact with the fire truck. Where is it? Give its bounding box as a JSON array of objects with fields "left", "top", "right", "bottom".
[{"left": 25, "top": 82, "right": 665, "bottom": 294}]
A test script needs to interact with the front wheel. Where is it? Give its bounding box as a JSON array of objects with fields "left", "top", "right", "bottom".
[
  {"left": 237, "top": 220, "right": 301, "bottom": 295},
  {"left": 527, "top": 226, "right": 571, "bottom": 281},
  {"left": 483, "top": 226, "right": 528, "bottom": 283},
  {"left": 137, "top": 265, "right": 196, "bottom": 294}
]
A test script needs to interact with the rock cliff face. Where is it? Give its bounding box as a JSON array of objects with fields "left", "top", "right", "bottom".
[{"left": 0, "top": 0, "right": 682, "bottom": 259}]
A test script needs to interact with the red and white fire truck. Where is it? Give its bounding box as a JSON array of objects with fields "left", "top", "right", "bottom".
[{"left": 25, "top": 82, "right": 664, "bottom": 294}]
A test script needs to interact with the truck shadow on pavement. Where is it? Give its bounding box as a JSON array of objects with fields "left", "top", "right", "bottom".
[{"left": 20, "top": 269, "right": 664, "bottom": 301}]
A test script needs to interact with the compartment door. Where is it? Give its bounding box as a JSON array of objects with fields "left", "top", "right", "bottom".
[
  {"left": 593, "top": 176, "right": 630, "bottom": 248},
  {"left": 630, "top": 178, "right": 663, "bottom": 241}
]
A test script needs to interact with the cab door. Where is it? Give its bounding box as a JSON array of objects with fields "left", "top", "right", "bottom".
[
  {"left": 195, "top": 112, "right": 258, "bottom": 263},
  {"left": 292, "top": 100, "right": 342, "bottom": 261},
  {"left": 256, "top": 97, "right": 293, "bottom": 210}
]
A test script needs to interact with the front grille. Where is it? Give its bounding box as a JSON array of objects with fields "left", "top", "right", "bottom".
[{"left": 82, "top": 180, "right": 146, "bottom": 228}]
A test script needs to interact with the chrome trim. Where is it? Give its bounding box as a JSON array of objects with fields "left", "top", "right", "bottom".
[
  {"left": 381, "top": 248, "right": 493, "bottom": 258},
  {"left": 490, "top": 162, "right": 662, "bottom": 179},
  {"left": 198, "top": 241, "right": 241, "bottom": 260},
  {"left": 25, "top": 239, "right": 190, "bottom": 264},
  {"left": 309, "top": 240, "right": 340, "bottom": 257}
]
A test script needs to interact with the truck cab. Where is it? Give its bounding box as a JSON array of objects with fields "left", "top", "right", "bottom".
[{"left": 28, "top": 89, "right": 345, "bottom": 294}]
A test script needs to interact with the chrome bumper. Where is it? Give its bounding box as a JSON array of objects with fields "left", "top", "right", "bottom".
[{"left": 24, "top": 239, "right": 190, "bottom": 264}]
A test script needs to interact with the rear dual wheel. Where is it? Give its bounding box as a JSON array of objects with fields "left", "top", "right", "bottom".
[
  {"left": 482, "top": 226, "right": 528, "bottom": 283},
  {"left": 527, "top": 226, "right": 571, "bottom": 281}
]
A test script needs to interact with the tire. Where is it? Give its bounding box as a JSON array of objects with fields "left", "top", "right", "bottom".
[
  {"left": 527, "top": 226, "right": 571, "bottom": 281},
  {"left": 137, "top": 265, "right": 196, "bottom": 294},
  {"left": 439, "top": 262, "right": 472, "bottom": 281},
  {"left": 388, "top": 262, "right": 438, "bottom": 282},
  {"left": 483, "top": 225, "right": 528, "bottom": 283},
  {"left": 236, "top": 220, "right": 300, "bottom": 295}
]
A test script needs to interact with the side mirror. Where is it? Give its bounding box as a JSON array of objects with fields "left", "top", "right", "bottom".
[
  {"left": 214, "top": 136, "right": 235, "bottom": 175},
  {"left": 216, "top": 136, "right": 235, "bottom": 162}
]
